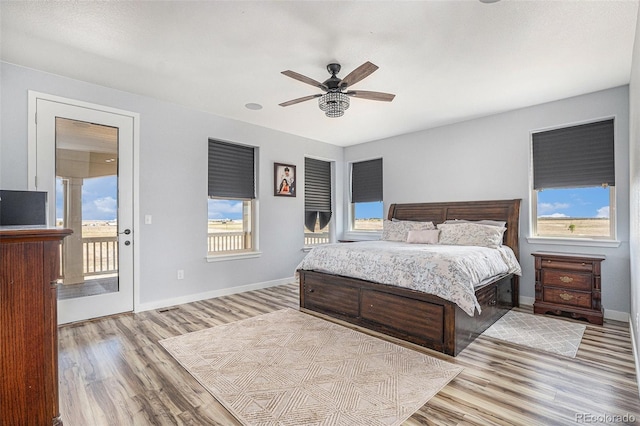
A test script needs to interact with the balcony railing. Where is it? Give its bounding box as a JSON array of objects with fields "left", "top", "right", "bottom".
[
  {"left": 208, "top": 231, "right": 250, "bottom": 253},
  {"left": 83, "top": 236, "right": 118, "bottom": 276},
  {"left": 304, "top": 232, "right": 330, "bottom": 245},
  {"left": 206, "top": 231, "right": 329, "bottom": 253},
  {"left": 60, "top": 236, "right": 119, "bottom": 278}
]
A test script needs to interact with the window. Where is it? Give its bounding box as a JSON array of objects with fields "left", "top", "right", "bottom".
[
  {"left": 350, "top": 158, "right": 383, "bottom": 231},
  {"left": 531, "top": 119, "right": 615, "bottom": 239},
  {"left": 304, "top": 157, "right": 332, "bottom": 246},
  {"left": 207, "top": 140, "right": 256, "bottom": 254}
]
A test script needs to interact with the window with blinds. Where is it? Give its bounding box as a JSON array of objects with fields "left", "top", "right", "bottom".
[
  {"left": 531, "top": 119, "right": 615, "bottom": 239},
  {"left": 350, "top": 158, "right": 383, "bottom": 231},
  {"left": 304, "top": 158, "right": 332, "bottom": 245},
  {"left": 207, "top": 139, "right": 256, "bottom": 254}
]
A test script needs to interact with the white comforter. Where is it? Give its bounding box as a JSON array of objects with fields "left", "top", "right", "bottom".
[{"left": 296, "top": 241, "right": 522, "bottom": 316}]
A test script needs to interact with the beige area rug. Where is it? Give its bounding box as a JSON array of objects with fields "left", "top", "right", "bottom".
[
  {"left": 482, "top": 310, "right": 586, "bottom": 358},
  {"left": 159, "top": 308, "right": 462, "bottom": 426}
]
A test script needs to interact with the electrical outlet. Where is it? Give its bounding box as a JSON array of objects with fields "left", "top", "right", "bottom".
[{"left": 177, "top": 269, "right": 184, "bottom": 280}]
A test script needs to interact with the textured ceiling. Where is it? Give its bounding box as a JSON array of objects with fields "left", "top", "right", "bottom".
[{"left": 1, "top": 1, "right": 638, "bottom": 146}]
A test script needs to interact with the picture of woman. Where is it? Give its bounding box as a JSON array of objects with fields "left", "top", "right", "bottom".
[{"left": 278, "top": 178, "right": 290, "bottom": 194}]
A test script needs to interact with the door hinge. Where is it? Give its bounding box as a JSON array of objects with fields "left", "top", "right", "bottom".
[{"left": 34, "top": 112, "right": 37, "bottom": 124}]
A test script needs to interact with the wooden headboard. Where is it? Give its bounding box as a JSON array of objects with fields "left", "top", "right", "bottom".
[{"left": 388, "top": 199, "right": 521, "bottom": 260}]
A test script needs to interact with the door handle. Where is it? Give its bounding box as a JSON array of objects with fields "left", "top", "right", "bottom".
[
  {"left": 119, "top": 229, "right": 131, "bottom": 235},
  {"left": 124, "top": 240, "right": 131, "bottom": 246}
]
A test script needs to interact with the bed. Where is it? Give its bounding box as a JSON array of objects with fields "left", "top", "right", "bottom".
[{"left": 298, "top": 199, "right": 521, "bottom": 356}]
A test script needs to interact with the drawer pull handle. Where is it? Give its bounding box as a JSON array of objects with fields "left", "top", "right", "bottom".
[
  {"left": 309, "top": 289, "right": 315, "bottom": 293},
  {"left": 559, "top": 292, "right": 574, "bottom": 301},
  {"left": 559, "top": 276, "right": 574, "bottom": 283}
]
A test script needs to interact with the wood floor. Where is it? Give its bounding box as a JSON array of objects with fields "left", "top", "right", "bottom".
[{"left": 58, "top": 283, "right": 640, "bottom": 425}]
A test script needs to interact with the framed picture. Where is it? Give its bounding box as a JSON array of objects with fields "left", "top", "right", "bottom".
[{"left": 274, "top": 163, "right": 296, "bottom": 197}]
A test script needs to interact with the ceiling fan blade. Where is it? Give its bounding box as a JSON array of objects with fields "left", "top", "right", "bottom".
[
  {"left": 279, "top": 94, "right": 322, "bottom": 107},
  {"left": 346, "top": 90, "right": 395, "bottom": 102},
  {"left": 340, "top": 62, "right": 379, "bottom": 88},
  {"left": 281, "top": 70, "right": 328, "bottom": 90}
]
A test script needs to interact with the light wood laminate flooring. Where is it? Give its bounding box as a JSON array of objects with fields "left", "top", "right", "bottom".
[{"left": 58, "top": 283, "right": 640, "bottom": 425}]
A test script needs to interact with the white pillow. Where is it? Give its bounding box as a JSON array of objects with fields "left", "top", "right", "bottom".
[
  {"left": 437, "top": 222, "right": 506, "bottom": 248},
  {"left": 406, "top": 229, "right": 440, "bottom": 244},
  {"left": 443, "top": 219, "right": 507, "bottom": 228},
  {"left": 382, "top": 220, "right": 436, "bottom": 242}
]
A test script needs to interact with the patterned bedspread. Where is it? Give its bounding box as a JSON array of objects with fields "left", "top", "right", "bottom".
[{"left": 296, "top": 241, "right": 522, "bottom": 316}]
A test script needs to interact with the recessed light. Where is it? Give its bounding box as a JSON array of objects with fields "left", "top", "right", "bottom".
[
  {"left": 479, "top": 0, "right": 500, "bottom": 3},
  {"left": 245, "top": 103, "right": 263, "bottom": 110}
]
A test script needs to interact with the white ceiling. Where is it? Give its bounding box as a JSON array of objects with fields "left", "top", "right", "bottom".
[{"left": 1, "top": 1, "right": 638, "bottom": 147}]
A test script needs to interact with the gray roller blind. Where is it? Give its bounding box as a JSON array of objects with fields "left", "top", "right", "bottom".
[
  {"left": 532, "top": 119, "right": 615, "bottom": 190},
  {"left": 351, "top": 158, "right": 383, "bottom": 203},
  {"left": 305, "top": 158, "right": 332, "bottom": 231},
  {"left": 208, "top": 139, "right": 255, "bottom": 199},
  {"left": 305, "top": 158, "right": 331, "bottom": 212}
]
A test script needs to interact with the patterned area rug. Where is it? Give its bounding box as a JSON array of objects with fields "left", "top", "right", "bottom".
[
  {"left": 159, "top": 309, "right": 462, "bottom": 426},
  {"left": 482, "top": 310, "right": 586, "bottom": 358}
]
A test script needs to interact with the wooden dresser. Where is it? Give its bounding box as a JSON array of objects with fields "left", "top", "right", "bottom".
[
  {"left": 1, "top": 227, "right": 72, "bottom": 425},
  {"left": 532, "top": 252, "right": 604, "bottom": 325}
]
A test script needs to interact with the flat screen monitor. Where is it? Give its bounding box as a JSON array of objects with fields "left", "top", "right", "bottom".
[{"left": 0, "top": 190, "right": 48, "bottom": 226}]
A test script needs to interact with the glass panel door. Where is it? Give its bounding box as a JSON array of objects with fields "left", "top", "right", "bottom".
[{"left": 34, "top": 96, "right": 135, "bottom": 324}]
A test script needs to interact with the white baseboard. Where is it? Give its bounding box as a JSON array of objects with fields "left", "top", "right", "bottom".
[
  {"left": 135, "top": 276, "right": 295, "bottom": 313},
  {"left": 519, "top": 296, "right": 629, "bottom": 322},
  {"left": 519, "top": 296, "right": 535, "bottom": 307},
  {"left": 630, "top": 317, "right": 640, "bottom": 395}
]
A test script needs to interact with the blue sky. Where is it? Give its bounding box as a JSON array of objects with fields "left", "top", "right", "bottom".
[
  {"left": 537, "top": 187, "right": 610, "bottom": 218},
  {"left": 207, "top": 199, "right": 244, "bottom": 219},
  {"left": 354, "top": 201, "right": 383, "bottom": 219},
  {"left": 56, "top": 176, "right": 118, "bottom": 221}
]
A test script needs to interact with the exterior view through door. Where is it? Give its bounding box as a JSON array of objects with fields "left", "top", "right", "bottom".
[{"left": 55, "top": 118, "right": 120, "bottom": 300}]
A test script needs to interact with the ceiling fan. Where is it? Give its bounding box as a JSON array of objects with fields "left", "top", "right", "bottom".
[{"left": 279, "top": 61, "right": 395, "bottom": 118}]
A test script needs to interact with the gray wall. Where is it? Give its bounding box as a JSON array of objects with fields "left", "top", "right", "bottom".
[
  {"left": 629, "top": 5, "right": 640, "bottom": 367},
  {"left": 345, "top": 86, "right": 631, "bottom": 318},
  {"left": 1, "top": 61, "right": 344, "bottom": 309}
]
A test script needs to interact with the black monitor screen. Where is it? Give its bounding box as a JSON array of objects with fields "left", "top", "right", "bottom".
[{"left": 0, "top": 190, "right": 47, "bottom": 226}]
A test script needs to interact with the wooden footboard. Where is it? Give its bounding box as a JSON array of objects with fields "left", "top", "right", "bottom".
[{"left": 299, "top": 269, "right": 516, "bottom": 356}]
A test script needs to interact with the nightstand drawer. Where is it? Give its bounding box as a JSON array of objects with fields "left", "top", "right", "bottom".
[
  {"left": 543, "top": 288, "right": 591, "bottom": 308},
  {"left": 541, "top": 270, "right": 592, "bottom": 291},
  {"left": 539, "top": 258, "right": 594, "bottom": 272}
]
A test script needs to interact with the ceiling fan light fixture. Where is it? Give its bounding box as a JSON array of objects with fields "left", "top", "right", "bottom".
[{"left": 318, "top": 92, "right": 350, "bottom": 118}]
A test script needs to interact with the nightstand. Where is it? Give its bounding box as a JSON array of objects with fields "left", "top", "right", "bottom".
[{"left": 532, "top": 252, "right": 604, "bottom": 325}]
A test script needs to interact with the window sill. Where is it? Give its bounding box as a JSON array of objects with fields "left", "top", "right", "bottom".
[
  {"left": 206, "top": 251, "right": 262, "bottom": 262},
  {"left": 342, "top": 231, "right": 382, "bottom": 242},
  {"left": 526, "top": 237, "right": 621, "bottom": 248}
]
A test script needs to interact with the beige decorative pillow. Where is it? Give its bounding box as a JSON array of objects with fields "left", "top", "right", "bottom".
[
  {"left": 437, "top": 222, "right": 506, "bottom": 248},
  {"left": 406, "top": 229, "right": 440, "bottom": 244},
  {"left": 382, "top": 220, "right": 436, "bottom": 242}
]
